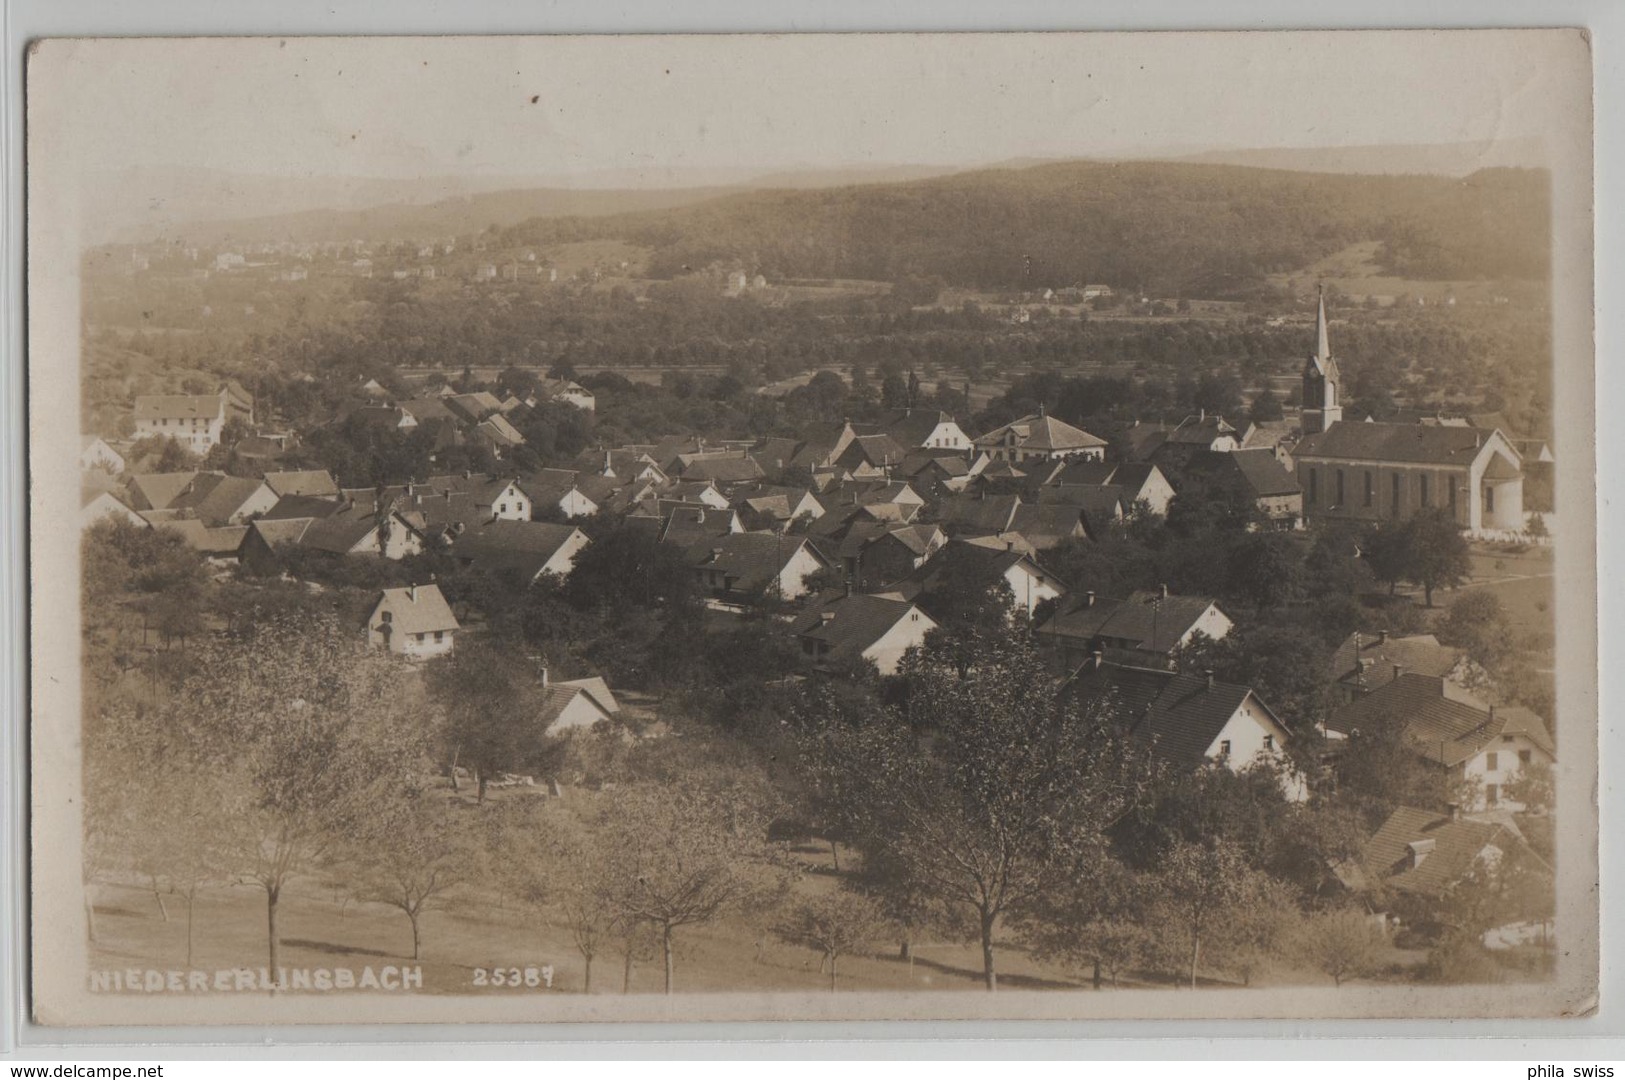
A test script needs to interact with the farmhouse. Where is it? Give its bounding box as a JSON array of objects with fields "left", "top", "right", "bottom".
[
  {"left": 450, "top": 520, "right": 591, "bottom": 585},
  {"left": 975, "top": 410, "right": 1107, "bottom": 464},
  {"left": 1325, "top": 673, "right": 1555, "bottom": 812},
  {"left": 687, "top": 531, "right": 833, "bottom": 605},
  {"left": 80, "top": 436, "right": 126, "bottom": 475},
  {"left": 537, "top": 671, "right": 622, "bottom": 735}
]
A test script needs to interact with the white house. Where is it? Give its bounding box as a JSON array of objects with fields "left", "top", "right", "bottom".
[
  {"left": 1068, "top": 658, "right": 1306, "bottom": 800},
  {"left": 974, "top": 410, "right": 1107, "bottom": 464},
  {"left": 366, "top": 583, "right": 459, "bottom": 660},
  {"left": 451, "top": 521, "right": 591, "bottom": 585},
  {"left": 81, "top": 489, "right": 145, "bottom": 530},
  {"left": 880, "top": 409, "right": 973, "bottom": 452},
  {"left": 1036, "top": 586, "right": 1233, "bottom": 669},
  {"left": 132, "top": 391, "right": 228, "bottom": 453},
  {"left": 789, "top": 591, "right": 939, "bottom": 676},
  {"left": 690, "top": 532, "right": 833, "bottom": 605},
  {"left": 538, "top": 672, "right": 622, "bottom": 736}
]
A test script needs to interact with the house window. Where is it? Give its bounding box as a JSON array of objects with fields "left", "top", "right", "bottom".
[
  {"left": 380, "top": 611, "right": 392, "bottom": 623},
  {"left": 1335, "top": 470, "right": 1345, "bottom": 506},
  {"left": 1219, "top": 739, "right": 1232, "bottom": 757},
  {"left": 1484, "top": 485, "right": 1495, "bottom": 513},
  {"left": 499, "top": 503, "right": 508, "bottom": 514},
  {"left": 1485, "top": 784, "right": 1500, "bottom": 806},
  {"left": 434, "top": 630, "right": 444, "bottom": 643},
  {"left": 1419, "top": 474, "right": 1430, "bottom": 507},
  {"left": 1308, "top": 468, "right": 1318, "bottom": 506},
  {"left": 1391, "top": 473, "right": 1401, "bottom": 515},
  {"left": 1519, "top": 749, "right": 1532, "bottom": 765},
  {"left": 415, "top": 633, "right": 425, "bottom": 642},
  {"left": 1263, "top": 734, "right": 1274, "bottom": 751},
  {"left": 1485, "top": 751, "right": 1498, "bottom": 772},
  {"left": 1363, "top": 471, "right": 1373, "bottom": 507}
]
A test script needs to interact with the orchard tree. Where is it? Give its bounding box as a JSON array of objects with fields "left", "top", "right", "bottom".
[
  {"left": 796, "top": 631, "right": 1162, "bottom": 991},
  {"left": 346, "top": 787, "right": 466, "bottom": 961},
  {"left": 774, "top": 889, "right": 891, "bottom": 991},
  {"left": 1406, "top": 508, "right": 1470, "bottom": 606},
  {"left": 426, "top": 639, "right": 552, "bottom": 802},
  {"left": 1294, "top": 908, "right": 1388, "bottom": 987}
]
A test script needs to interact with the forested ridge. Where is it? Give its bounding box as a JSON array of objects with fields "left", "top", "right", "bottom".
[{"left": 497, "top": 162, "right": 1550, "bottom": 295}]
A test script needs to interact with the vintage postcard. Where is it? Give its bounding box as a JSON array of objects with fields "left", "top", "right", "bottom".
[{"left": 27, "top": 30, "right": 1597, "bottom": 1026}]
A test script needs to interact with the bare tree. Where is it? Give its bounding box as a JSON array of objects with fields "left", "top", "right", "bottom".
[
  {"left": 347, "top": 790, "right": 465, "bottom": 961},
  {"left": 1294, "top": 908, "right": 1388, "bottom": 987}
]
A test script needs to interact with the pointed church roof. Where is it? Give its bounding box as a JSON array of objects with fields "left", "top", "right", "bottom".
[{"left": 1306, "top": 286, "right": 1341, "bottom": 381}]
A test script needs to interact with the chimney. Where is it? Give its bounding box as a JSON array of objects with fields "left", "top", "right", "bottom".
[
  {"left": 1006, "top": 538, "right": 1014, "bottom": 552},
  {"left": 1085, "top": 590, "right": 1096, "bottom": 608},
  {"left": 1205, "top": 669, "right": 1215, "bottom": 691},
  {"left": 540, "top": 663, "right": 549, "bottom": 687},
  {"left": 1393, "top": 663, "right": 1404, "bottom": 682},
  {"left": 1378, "top": 629, "right": 1389, "bottom": 644},
  {"left": 820, "top": 611, "right": 836, "bottom": 624},
  {"left": 843, "top": 581, "right": 852, "bottom": 599},
  {"left": 710, "top": 547, "right": 723, "bottom": 561},
  {"left": 1446, "top": 801, "right": 1462, "bottom": 821},
  {"left": 1091, "top": 648, "right": 1104, "bottom": 670},
  {"left": 408, "top": 583, "right": 417, "bottom": 603},
  {"left": 1159, "top": 583, "right": 1169, "bottom": 599}
]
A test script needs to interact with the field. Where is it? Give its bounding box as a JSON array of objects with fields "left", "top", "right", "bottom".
[{"left": 1267, "top": 241, "right": 1546, "bottom": 306}]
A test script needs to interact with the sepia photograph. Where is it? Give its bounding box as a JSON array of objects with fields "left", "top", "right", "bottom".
[{"left": 25, "top": 29, "right": 1597, "bottom": 1027}]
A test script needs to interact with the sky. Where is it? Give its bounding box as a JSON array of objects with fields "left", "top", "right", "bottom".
[{"left": 29, "top": 30, "right": 1588, "bottom": 184}]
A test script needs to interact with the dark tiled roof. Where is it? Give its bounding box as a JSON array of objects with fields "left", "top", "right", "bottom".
[
  {"left": 1187, "top": 449, "right": 1301, "bottom": 498},
  {"left": 1039, "top": 590, "right": 1222, "bottom": 655},
  {"left": 453, "top": 520, "right": 584, "bottom": 580},
  {"left": 133, "top": 393, "right": 223, "bottom": 422},
  {"left": 1066, "top": 660, "right": 1274, "bottom": 768},
  {"left": 934, "top": 494, "right": 1021, "bottom": 534},
  {"left": 1330, "top": 632, "right": 1465, "bottom": 692},
  {"left": 689, "top": 531, "right": 825, "bottom": 594},
  {"left": 789, "top": 591, "right": 935, "bottom": 663},
  {"left": 126, "top": 472, "right": 200, "bottom": 512},
  {"left": 1294, "top": 421, "right": 1503, "bottom": 467},
  {"left": 1326, "top": 673, "right": 1554, "bottom": 764},
  {"left": 879, "top": 409, "right": 960, "bottom": 448},
  {"left": 1354, "top": 806, "right": 1533, "bottom": 898},
  {"left": 677, "top": 453, "right": 766, "bottom": 485},
  {"left": 1009, "top": 504, "right": 1091, "bottom": 548},
  {"left": 169, "top": 473, "right": 268, "bottom": 526},
  {"left": 1043, "top": 460, "right": 1117, "bottom": 487},
  {"left": 978, "top": 413, "right": 1106, "bottom": 452}
]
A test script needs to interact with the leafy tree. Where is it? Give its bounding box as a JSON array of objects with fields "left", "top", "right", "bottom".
[
  {"left": 1504, "top": 758, "right": 1554, "bottom": 815},
  {"left": 1225, "top": 531, "right": 1305, "bottom": 613},
  {"left": 796, "top": 632, "right": 1162, "bottom": 990},
  {"left": 345, "top": 787, "right": 465, "bottom": 960},
  {"left": 1150, "top": 838, "right": 1280, "bottom": 988},
  {"left": 426, "top": 638, "right": 553, "bottom": 802},
  {"left": 1248, "top": 387, "right": 1285, "bottom": 423},
  {"left": 1017, "top": 856, "right": 1150, "bottom": 989},
  {"left": 774, "top": 889, "right": 891, "bottom": 991},
  {"left": 1407, "top": 508, "right": 1470, "bottom": 606},
  {"left": 1361, "top": 520, "right": 1412, "bottom": 597},
  {"left": 1437, "top": 591, "right": 1519, "bottom": 673}
]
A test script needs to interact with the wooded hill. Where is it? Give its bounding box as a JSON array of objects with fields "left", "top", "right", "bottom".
[{"left": 496, "top": 161, "right": 1550, "bottom": 297}]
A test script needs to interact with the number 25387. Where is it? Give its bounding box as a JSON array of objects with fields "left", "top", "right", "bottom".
[{"left": 472, "top": 966, "right": 554, "bottom": 989}]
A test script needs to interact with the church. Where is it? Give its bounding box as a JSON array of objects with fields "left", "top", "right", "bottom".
[{"left": 1291, "top": 290, "right": 1525, "bottom": 535}]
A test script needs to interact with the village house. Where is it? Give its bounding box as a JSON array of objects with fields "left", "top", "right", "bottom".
[
  {"left": 443, "top": 392, "right": 506, "bottom": 426},
  {"left": 893, "top": 537, "right": 1066, "bottom": 618},
  {"left": 146, "top": 519, "right": 251, "bottom": 564},
  {"left": 245, "top": 495, "right": 425, "bottom": 568},
  {"left": 1040, "top": 460, "right": 1175, "bottom": 516},
  {"left": 534, "top": 377, "right": 596, "bottom": 412},
  {"left": 165, "top": 472, "right": 278, "bottom": 527},
  {"left": 687, "top": 531, "right": 834, "bottom": 606},
  {"left": 1333, "top": 805, "right": 1553, "bottom": 943},
  {"left": 124, "top": 471, "right": 203, "bottom": 513},
  {"left": 132, "top": 383, "right": 252, "bottom": 453},
  {"left": 1066, "top": 656, "right": 1305, "bottom": 798},
  {"left": 423, "top": 474, "right": 533, "bottom": 522},
  {"left": 1325, "top": 674, "right": 1555, "bottom": 812},
  {"left": 975, "top": 409, "right": 1107, "bottom": 464},
  {"left": 657, "top": 504, "right": 744, "bottom": 549},
  {"left": 1033, "top": 484, "right": 1127, "bottom": 536},
  {"left": 79, "top": 436, "right": 126, "bottom": 475},
  {"left": 673, "top": 451, "right": 766, "bottom": 487},
  {"left": 1007, "top": 504, "right": 1093, "bottom": 551},
  {"left": 520, "top": 469, "right": 609, "bottom": 519},
  {"left": 366, "top": 583, "right": 460, "bottom": 660},
  {"left": 788, "top": 589, "right": 939, "bottom": 676},
  {"left": 81, "top": 488, "right": 145, "bottom": 530},
  {"left": 449, "top": 520, "right": 591, "bottom": 585},
  {"left": 1187, "top": 448, "right": 1305, "bottom": 529},
  {"left": 1036, "top": 586, "right": 1233, "bottom": 670},
  {"left": 537, "top": 670, "right": 622, "bottom": 735},
  {"left": 1328, "top": 630, "right": 1479, "bottom": 705},
  {"left": 875, "top": 408, "right": 972, "bottom": 452},
  {"left": 827, "top": 521, "right": 947, "bottom": 591}
]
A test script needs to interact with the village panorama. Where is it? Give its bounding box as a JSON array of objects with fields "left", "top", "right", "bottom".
[{"left": 75, "top": 159, "right": 1560, "bottom": 999}]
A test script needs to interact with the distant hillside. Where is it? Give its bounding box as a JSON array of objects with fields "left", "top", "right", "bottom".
[
  {"left": 1172, "top": 138, "right": 1547, "bottom": 177},
  {"left": 493, "top": 160, "right": 1550, "bottom": 296}
]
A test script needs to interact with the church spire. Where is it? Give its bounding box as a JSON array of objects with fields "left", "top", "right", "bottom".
[{"left": 1316, "top": 284, "right": 1331, "bottom": 364}]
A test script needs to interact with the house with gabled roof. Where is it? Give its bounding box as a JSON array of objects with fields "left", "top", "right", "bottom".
[
  {"left": 1065, "top": 656, "right": 1303, "bottom": 798},
  {"left": 534, "top": 377, "right": 595, "bottom": 412},
  {"left": 674, "top": 452, "right": 766, "bottom": 487},
  {"left": 933, "top": 492, "right": 1023, "bottom": 535},
  {"left": 828, "top": 521, "right": 946, "bottom": 591},
  {"left": 788, "top": 589, "right": 939, "bottom": 676},
  {"left": 245, "top": 495, "right": 425, "bottom": 569},
  {"left": 443, "top": 391, "right": 505, "bottom": 425},
  {"left": 124, "top": 471, "right": 202, "bottom": 512},
  {"left": 366, "top": 583, "right": 459, "bottom": 660},
  {"left": 687, "top": 531, "right": 834, "bottom": 606},
  {"left": 876, "top": 408, "right": 972, "bottom": 452},
  {"left": 167, "top": 472, "right": 278, "bottom": 526},
  {"left": 975, "top": 409, "right": 1107, "bottom": 464},
  {"left": 82, "top": 488, "right": 145, "bottom": 530},
  {"left": 1325, "top": 673, "right": 1554, "bottom": 812},
  {"left": 147, "top": 518, "right": 250, "bottom": 563},
  {"left": 1036, "top": 586, "right": 1233, "bottom": 670},
  {"left": 892, "top": 537, "right": 1066, "bottom": 618},
  {"left": 422, "top": 474, "right": 532, "bottom": 522},
  {"left": 450, "top": 520, "right": 590, "bottom": 585},
  {"left": 658, "top": 504, "right": 743, "bottom": 549},
  {"left": 537, "top": 668, "right": 621, "bottom": 735},
  {"left": 1187, "top": 448, "right": 1304, "bottom": 529},
  {"left": 1008, "top": 504, "right": 1093, "bottom": 551},
  {"left": 1334, "top": 805, "right": 1553, "bottom": 940},
  {"left": 132, "top": 385, "right": 248, "bottom": 452},
  {"left": 1041, "top": 460, "right": 1175, "bottom": 516},
  {"left": 895, "top": 451, "right": 974, "bottom": 496},
  {"left": 1034, "top": 484, "right": 1127, "bottom": 535},
  {"left": 475, "top": 413, "right": 527, "bottom": 451}
]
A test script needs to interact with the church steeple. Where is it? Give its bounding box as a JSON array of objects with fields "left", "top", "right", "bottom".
[{"left": 1302, "top": 285, "right": 1343, "bottom": 435}]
